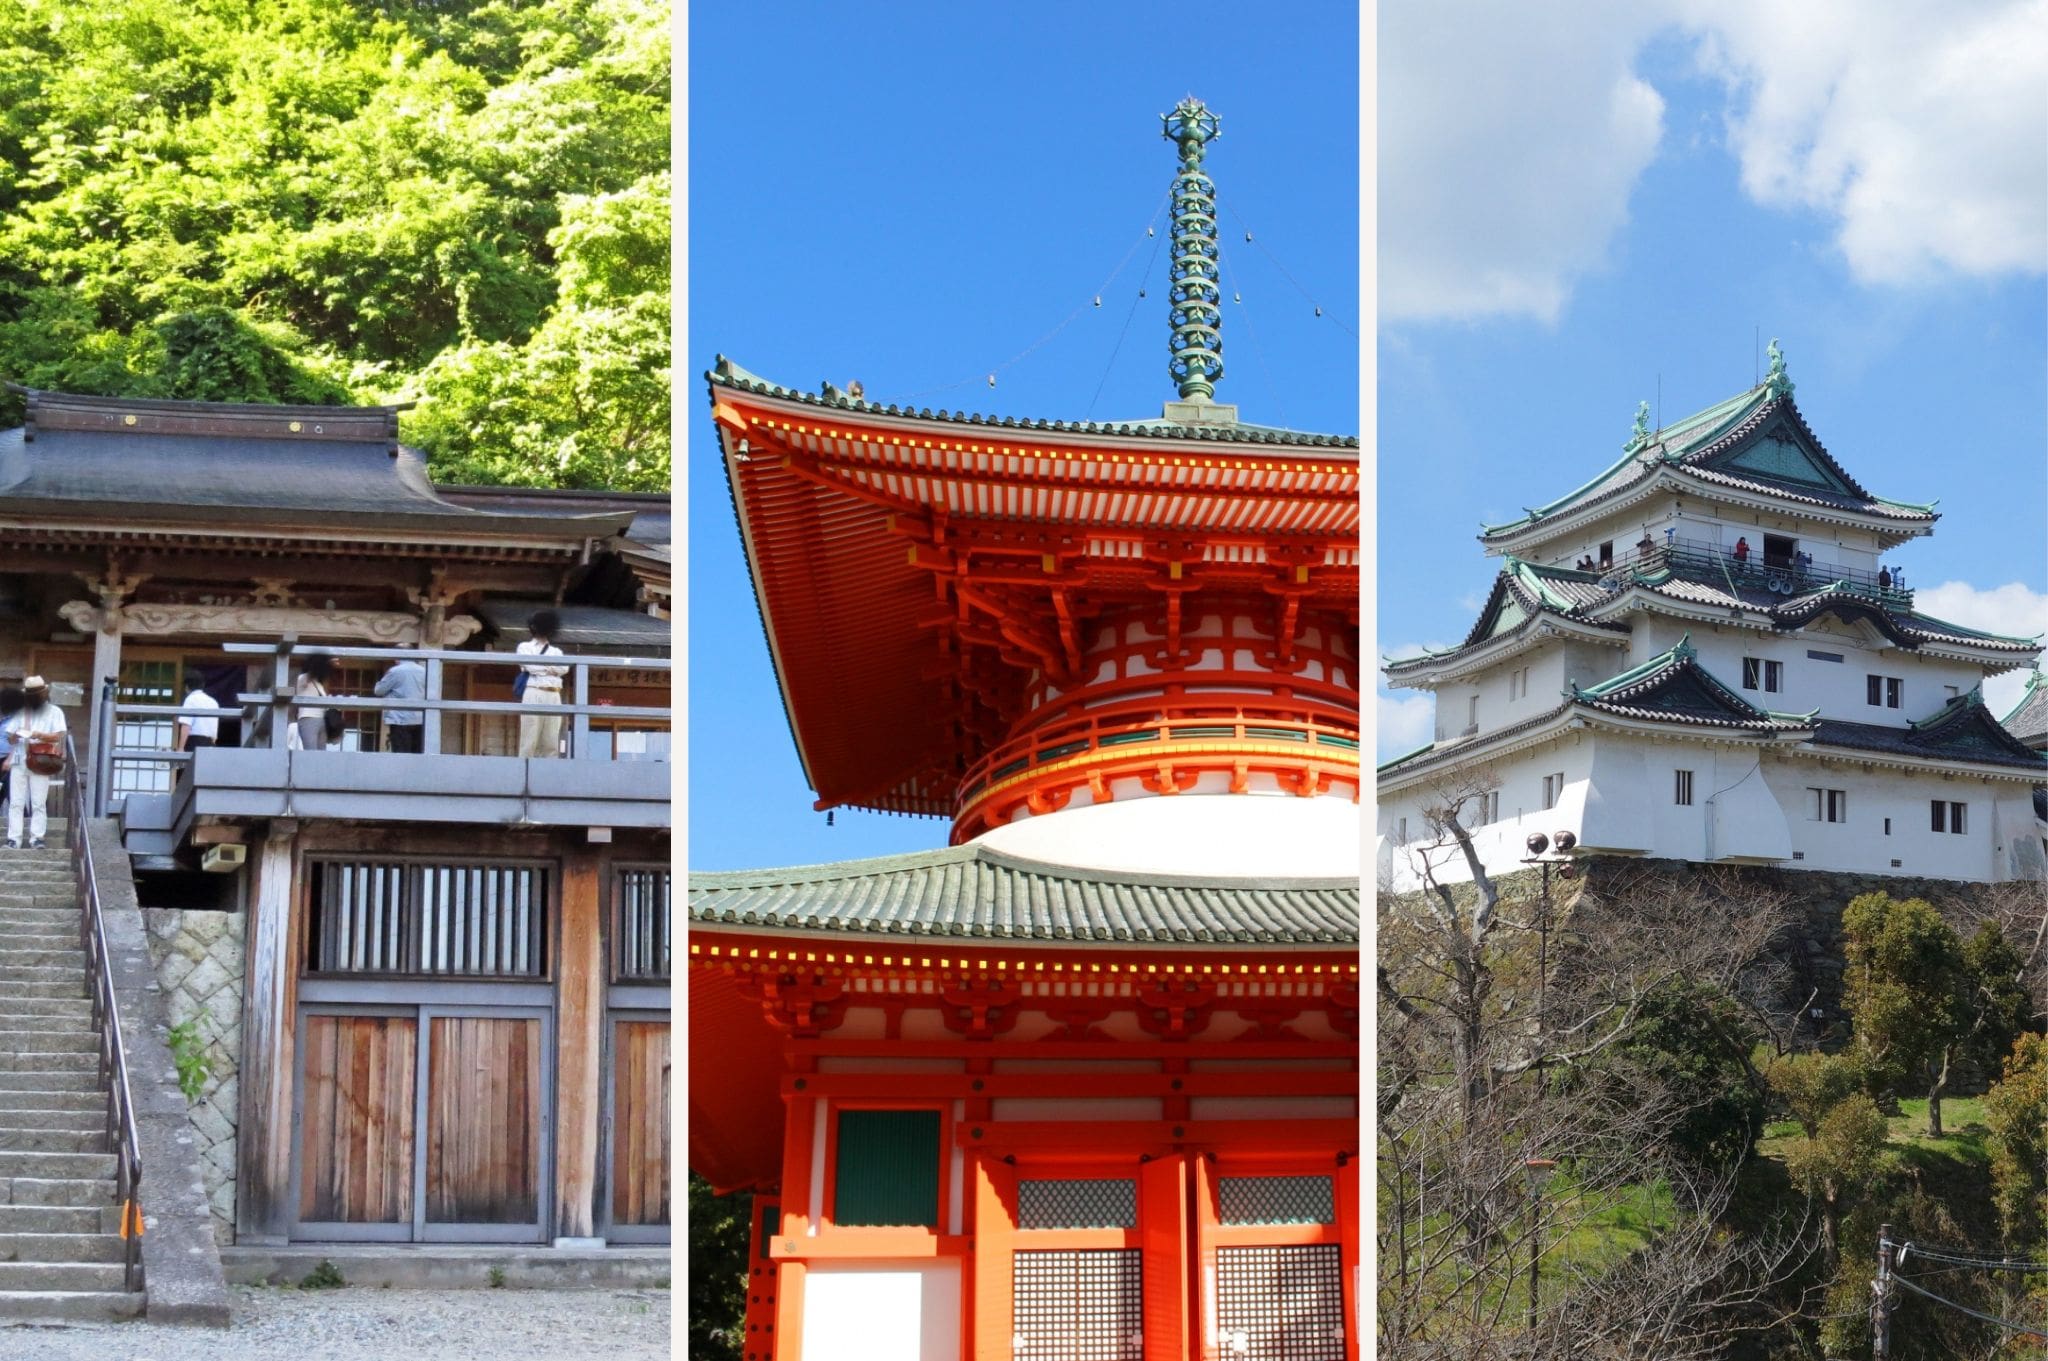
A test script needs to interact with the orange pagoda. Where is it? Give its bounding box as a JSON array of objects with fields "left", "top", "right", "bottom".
[{"left": 689, "top": 99, "right": 1361, "bottom": 1361}]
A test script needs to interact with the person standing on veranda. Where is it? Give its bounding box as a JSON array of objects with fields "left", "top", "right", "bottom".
[
  {"left": 3, "top": 676, "right": 68, "bottom": 850},
  {"left": 516, "top": 610, "right": 568, "bottom": 758},
  {"left": 375, "top": 656, "right": 427, "bottom": 753},
  {"left": 176, "top": 672, "right": 220, "bottom": 754},
  {"left": 294, "top": 653, "right": 335, "bottom": 751}
]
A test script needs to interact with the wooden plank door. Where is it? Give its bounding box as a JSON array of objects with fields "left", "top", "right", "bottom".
[
  {"left": 294, "top": 1012, "right": 418, "bottom": 1240},
  {"left": 607, "top": 1017, "right": 670, "bottom": 1239},
  {"left": 421, "top": 1011, "right": 550, "bottom": 1242}
]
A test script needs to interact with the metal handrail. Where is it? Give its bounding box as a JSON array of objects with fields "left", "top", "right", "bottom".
[
  {"left": 60, "top": 733, "right": 144, "bottom": 1294},
  {"left": 954, "top": 706, "right": 1360, "bottom": 813},
  {"left": 1595, "top": 536, "right": 1915, "bottom": 605}
]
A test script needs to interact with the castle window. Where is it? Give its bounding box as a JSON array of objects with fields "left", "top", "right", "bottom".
[
  {"left": 1932, "top": 801, "right": 1967, "bottom": 835},
  {"left": 1808, "top": 788, "right": 1846, "bottom": 823},
  {"left": 1742, "top": 658, "right": 1782, "bottom": 693},
  {"left": 1674, "top": 770, "right": 1693, "bottom": 806},
  {"left": 1762, "top": 534, "right": 1796, "bottom": 567},
  {"left": 1867, "top": 675, "right": 1902, "bottom": 708},
  {"left": 1541, "top": 773, "right": 1564, "bottom": 810}
]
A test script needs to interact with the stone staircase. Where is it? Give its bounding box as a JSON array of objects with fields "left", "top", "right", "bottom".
[{"left": 0, "top": 822, "right": 144, "bottom": 1322}]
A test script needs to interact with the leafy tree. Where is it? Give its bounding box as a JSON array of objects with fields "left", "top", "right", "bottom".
[
  {"left": 1769, "top": 1057, "right": 1889, "bottom": 1255},
  {"left": 1984, "top": 1032, "right": 2048, "bottom": 1257},
  {"left": 1922, "top": 922, "right": 2030, "bottom": 1138},
  {"left": 1765, "top": 1050, "right": 1863, "bottom": 1140},
  {"left": 1841, "top": 892, "right": 1965, "bottom": 1112},
  {"left": 688, "top": 1172, "right": 752, "bottom": 1361},
  {"left": 1615, "top": 979, "right": 1768, "bottom": 1170},
  {"left": 0, "top": 0, "right": 669, "bottom": 491}
]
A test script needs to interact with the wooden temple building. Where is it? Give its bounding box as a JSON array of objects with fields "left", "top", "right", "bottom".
[
  {"left": 0, "top": 386, "right": 671, "bottom": 1295},
  {"left": 689, "top": 100, "right": 1362, "bottom": 1361}
]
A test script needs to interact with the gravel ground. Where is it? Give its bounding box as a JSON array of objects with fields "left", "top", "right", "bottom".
[{"left": 1, "top": 1285, "right": 671, "bottom": 1361}]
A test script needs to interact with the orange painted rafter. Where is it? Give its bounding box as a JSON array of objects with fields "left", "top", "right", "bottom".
[
  {"left": 777, "top": 1071, "right": 1357, "bottom": 1101},
  {"left": 957, "top": 1118, "right": 1358, "bottom": 1153}
]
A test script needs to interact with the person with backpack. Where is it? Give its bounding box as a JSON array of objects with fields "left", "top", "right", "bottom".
[
  {"left": 516, "top": 609, "right": 568, "bottom": 758},
  {"left": 3, "top": 676, "right": 68, "bottom": 849}
]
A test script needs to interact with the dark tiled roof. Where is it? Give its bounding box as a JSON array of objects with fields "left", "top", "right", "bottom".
[
  {"left": 2004, "top": 672, "right": 2048, "bottom": 747},
  {"left": 0, "top": 393, "right": 631, "bottom": 539},
  {"left": 708, "top": 358, "right": 1358, "bottom": 449},
  {"left": 1810, "top": 706, "right": 2047, "bottom": 772},
  {"left": 1571, "top": 637, "right": 1815, "bottom": 731},
  {"left": 687, "top": 843, "right": 1359, "bottom": 946},
  {"left": 1384, "top": 560, "right": 1628, "bottom": 674}
]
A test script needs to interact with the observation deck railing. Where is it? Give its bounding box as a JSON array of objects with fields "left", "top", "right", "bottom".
[{"left": 1593, "top": 536, "right": 1914, "bottom": 608}]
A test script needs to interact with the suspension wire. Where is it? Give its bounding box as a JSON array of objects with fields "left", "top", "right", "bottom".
[
  {"left": 902, "top": 188, "right": 1172, "bottom": 404},
  {"left": 1904, "top": 1244, "right": 2048, "bottom": 1272},
  {"left": 1218, "top": 245, "right": 1286, "bottom": 429},
  {"left": 1085, "top": 200, "right": 1172, "bottom": 420},
  {"left": 1892, "top": 1273, "right": 2048, "bottom": 1338},
  {"left": 1215, "top": 193, "right": 1359, "bottom": 340}
]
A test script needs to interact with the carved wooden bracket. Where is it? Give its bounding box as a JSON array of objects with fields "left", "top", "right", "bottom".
[
  {"left": 1135, "top": 980, "right": 1217, "bottom": 1041},
  {"left": 63, "top": 601, "right": 483, "bottom": 649},
  {"left": 1036, "top": 995, "right": 1116, "bottom": 1042},
  {"left": 938, "top": 979, "right": 1022, "bottom": 1041},
  {"left": 1138, "top": 762, "right": 1201, "bottom": 797},
  {"left": 750, "top": 973, "right": 849, "bottom": 1039},
  {"left": 1226, "top": 999, "right": 1309, "bottom": 1042},
  {"left": 1324, "top": 981, "right": 1360, "bottom": 1040}
]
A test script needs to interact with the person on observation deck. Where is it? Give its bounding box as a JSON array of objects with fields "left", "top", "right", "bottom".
[
  {"left": 3, "top": 676, "right": 68, "bottom": 849},
  {"left": 375, "top": 656, "right": 427, "bottom": 753},
  {"left": 517, "top": 610, "right": 569, "bottom": 759}
]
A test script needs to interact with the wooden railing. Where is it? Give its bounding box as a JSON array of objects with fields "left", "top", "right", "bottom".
[
  {"left": 954, "top": 706, "right": 1361, "bottom": 817},
  {"left": 90, "top": 638, "right": 671, "bottom": 818},
  {"left": 61, "top": 735, "right": 144, "bottom": 1293}
]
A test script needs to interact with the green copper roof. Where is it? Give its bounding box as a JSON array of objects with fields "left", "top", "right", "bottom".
[
  {"left": 1479, "top": 368, "right": 1937, "bottom": 542},
  {"left": 2001, "top": 670, "right": 2048, "bottom": 745},
  {"left": 1570, "top": 634, "right": 1819, "bottom": 728},
  {"left": 688, "top": 843, "right": 1359, "bottom": 946}
]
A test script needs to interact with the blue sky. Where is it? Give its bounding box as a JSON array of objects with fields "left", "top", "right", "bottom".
[
  {"left": 687, "top": 3, "right": 1360, "bottom": 869},
  {"left": 1377, "top": 5, "right": 2048, "bottom": 757}
]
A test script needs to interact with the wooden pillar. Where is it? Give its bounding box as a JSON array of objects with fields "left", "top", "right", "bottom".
[
  {"left": 773, "top": 1091, "right": 819, "bottom": 1361},
  {"left": 85, "top": 611, "right": 122, "bottom": 770},
  {"left": 235, "top": 826, "right": 299, "bottom": 1244},
  {"left": 1140, "top": 1153, "right": 1191, "bottom": 1361},
  {"left": 1336, "top": 1152, "right": 1361, "bottom": 1361},
  {"left": 553, "top": 844, "right": 605, "bottom": 1243},
  {"left": 969, "top": 1152, "right": 1015, "bottom": 1361}
]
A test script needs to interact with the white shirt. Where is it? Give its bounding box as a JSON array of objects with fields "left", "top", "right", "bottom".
[
  {"left": 181, "top": 689, "right": 221, "bottom": 741},
  {"left": 3, "top": 701, "right": 68, "bottom": 749},
  {"left": 517, "top": 638, "right": 567, "bottom": 691}
]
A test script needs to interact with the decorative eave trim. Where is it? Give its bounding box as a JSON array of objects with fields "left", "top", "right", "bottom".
[
  {"left": 1580, "top": 585, "right": 1778, "bottom": 632},
  {"left": 684, "top": 920, "right": 1361, "bottom": 953},
  {"left": 1382, "top": 614, "right": 1630, "bottom": 688},
  {"left": 1784, "top": 743, "right": 2047, "bottom": 782}
]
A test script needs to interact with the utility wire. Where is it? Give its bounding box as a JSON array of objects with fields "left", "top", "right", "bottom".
[
  {"left": 1904, "top": 1244, "right": 2048, "bottom": 1272},
  {"left": 1216, "top": 194, "right": 1359, "bottom": 340},
  {"left": 903, "top": 189, "right": 1171, "bottom": 404},
  {"left": 1891, "top": 1273, "right": 2048, "bottom": 1338}
]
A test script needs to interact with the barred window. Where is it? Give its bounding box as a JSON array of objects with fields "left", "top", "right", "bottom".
[
  {"left": 613, "top": 867, "right": 671, "bottom": 982},
  {"left": 308, "top": 860, "right": 548, "bottom": 978}
]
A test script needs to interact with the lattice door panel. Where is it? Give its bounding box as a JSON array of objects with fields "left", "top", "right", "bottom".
[
  {"left": 1214, "top": 1244, "right": 1346, "bottom": 1361},
  {"left": 1013, "top": 1249, "right": 1143, "bottom": 1360}
]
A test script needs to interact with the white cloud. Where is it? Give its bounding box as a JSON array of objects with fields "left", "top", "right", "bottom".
[
  {"left": 1379, "top": 3, "right": 1667, "bottom": 324},
  {"left": 1378, "top": 690, "right": 1437, "bottom": 760},
  {"left": 1911, "top": 579, "right": 2048, "bottom": 715},
  {"left": 1380, "top": 2, "right": 2048, "bottom": 323},
  {"left": 1681, "top": 0, "right": 2048, "bottom": 285}
]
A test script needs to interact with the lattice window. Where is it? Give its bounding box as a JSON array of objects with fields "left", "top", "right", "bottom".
[
  {"left": 1013, "top": 1249, "right": 1142, "bottom": 1360},
  {"left": 1017, "top": 1178, "right": 1136, "bottom": 1230},
  {"left": 307, "top": 860, "right": 548, "bottom": 978},
  {"left": 613, "top": 867, "right": 671, "bottom": 982},
  {"left": 1219, "top": 1176, "right": 1334, "bottom": 1226},
  {"left": 1214, "top": 1244, "right": 1345, "bottom": 1360}
]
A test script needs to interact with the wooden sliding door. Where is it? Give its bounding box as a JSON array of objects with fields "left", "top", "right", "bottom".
[
  {"left": 606, "top": 1015, "right": 670, "bottom": 1240},
  {"left": 295, "top": 1012, "right": 419, "bottom": 1239},
  {"left": 425, "top": 1014, "right": 545, "bottom": 1236}
]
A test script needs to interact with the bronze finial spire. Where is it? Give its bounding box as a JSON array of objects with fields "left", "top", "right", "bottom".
[{"left": 1162, "top": 98, "right": 1224, "bottom": 402}]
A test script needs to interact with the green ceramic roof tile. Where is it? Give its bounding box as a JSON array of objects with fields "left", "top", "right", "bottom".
[
  {"left": 708, "top": 358, "right": 1358, "bottom": 449},
  {"left": 1570, "top": 635, "right": 1818, "bottom": 729},
  {"left": 2002, "top": 671, "right": 2048, "bottom": 746},
  {"left": 688, "top": 843, "right": 1359, "bottom": 946}
]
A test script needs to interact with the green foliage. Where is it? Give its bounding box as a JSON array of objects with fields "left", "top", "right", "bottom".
[
  {"left": 0, "top": 0, "right": 669, "bottom": 490},
  {"left": 1984, "top": 1032, "right": 2048, "bottom": 1255},
  {"left": 298, "top": 1258, "right": 344, "bottom": 1290},
  {"left": 1841, "top": 892, "right": 1965, "bottom": 1094},
  {"left": 1958, "top": 922, "right": 2030, "bottom": 1072},
  {"left": 1780, "top": 1091, "right": 1890, "bottom": 1204},
  {"left": 1615, "top": 980, "right": 1767, "bottom": 1169},
  {"left": 165, "top": 1018, "right": 211, "bottom": 1103},
  {"left": 1765, "top": 1050, "right": 1865, "bottom": 1139},
  {"left": 487, "top": 1264, "right": 507, "bottom": 1289},
  {"left": 688, "top": 1173, "right": 750, "bottom": 1361}
]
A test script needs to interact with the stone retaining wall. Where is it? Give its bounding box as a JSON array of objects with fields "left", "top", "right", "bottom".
[{"left": 141, "top": 906, "right": 245, "bottom": 1246}]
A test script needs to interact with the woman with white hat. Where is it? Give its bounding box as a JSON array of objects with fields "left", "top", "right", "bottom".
[{"left": 2, "top": 676, "right": 68, "bottom": 849}]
